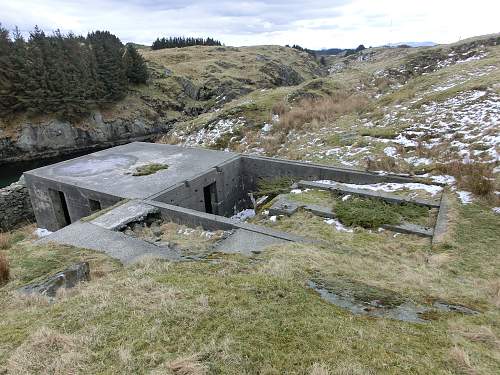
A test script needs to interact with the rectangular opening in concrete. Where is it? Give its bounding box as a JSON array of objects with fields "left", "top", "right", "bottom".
[
  {"left": 203, "top": 182, "right": 217, "bottom": 214},
  {"left": 48, "top": 189, "right": 71, "bottom": 227},
  {"left": 89, "top": 199, "right": 101, "bottom": 213}
]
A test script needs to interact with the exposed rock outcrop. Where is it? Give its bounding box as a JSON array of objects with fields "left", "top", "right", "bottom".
[
  {"left": 18, "top": 262, "right": 90, "bottom": 297},
  {"left": 0, "top": 111, "right": 172, "bottom": 164}
]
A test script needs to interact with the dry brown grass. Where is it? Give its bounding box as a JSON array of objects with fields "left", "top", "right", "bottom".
[
  {"left": 167, "top": 354, "right": 208, "bottom": 375},
  {"left": 486, "top": 279, "right": 500, "bottom": 308},
  {"left": 309, "top": 362, "right": 330, "bottom": 375},
  {"left": 0, "top": 251, "right": 9, "bottom": 284},
  {"left": 435, "top": 161, "right": 495, "bottom": 197},
  {"left": 6, "top": 327, "right": 89, "bottom": 375},
  {"left": 0, "top": 232, "right": 12, "bottom": 250},
  {"left": 272, "top": 93, "right": 369, "bottom": 134},
  {"left": 449, "top": 322, "right": 500, "bottom": 348},
  {"left": 449, "top": 346, "right": 478, "bottom": 375},
  {"left": 271, "top": 99, "right": 289, "bottom": 116}
]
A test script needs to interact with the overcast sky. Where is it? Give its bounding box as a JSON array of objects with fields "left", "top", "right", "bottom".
[{"left": 0, "top": 0, "right": 498, "bottom": 49}]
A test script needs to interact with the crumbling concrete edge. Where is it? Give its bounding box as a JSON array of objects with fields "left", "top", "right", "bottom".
[{"left": 432, "top": 190, "right": 452, "bottom": 248}]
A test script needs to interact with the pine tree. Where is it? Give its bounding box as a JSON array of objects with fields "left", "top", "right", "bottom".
[{"left": 123, "top": 44, "right": 148, "bottom": 84}]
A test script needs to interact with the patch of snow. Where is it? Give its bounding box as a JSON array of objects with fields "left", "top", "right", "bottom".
[
  {"left": 457, "top": 191, "right": 473, "bottom": 205},
  {"left": 342, "top": 194, "right": 352, "bottom": 201},
  {"left": 383, "top": 146, "right": 398, "bottom": 157},
  {"left": 261, "top": 123, "right": 273, "bottom": 133},
  {"left": 34, "top": 228, "right": 52, "bottom": 238},
  {"left": 324, "top": 218, "right": 353, "bottom": 232},
  {"left": 314, "top": 180, "right": 443, "bottom": 196},
  {"left": 269, "top": 215, "right": 277, "bottom": 222},
  {"left": 231, "top": 208, "right": 256, "bottom": 222},
  {"left": 492, "top": 207, "right": 500, "bottom": 215}
]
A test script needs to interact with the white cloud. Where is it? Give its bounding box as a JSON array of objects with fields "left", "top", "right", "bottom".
[{"left": 0, "top": 0, "right": 498, "bottom": 48}]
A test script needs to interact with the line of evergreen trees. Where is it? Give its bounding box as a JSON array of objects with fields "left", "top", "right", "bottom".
[
  {"left": 151, "top": 36, "right": 222, "bottom": 50},
  {"left": 0, "top": 25, "right": 148, "bottom": 119}
]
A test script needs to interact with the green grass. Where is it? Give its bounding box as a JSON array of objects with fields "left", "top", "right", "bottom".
[
  {"left": 132, "top": 163, "right": 169, "bottom": 176},
  {"left": 0, "top": 200, "right": 499, "bottom": 373}
]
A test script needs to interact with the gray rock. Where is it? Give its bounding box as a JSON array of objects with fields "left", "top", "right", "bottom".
[{"left": 18, "top": 262, "right": 90, "bottom": 297}]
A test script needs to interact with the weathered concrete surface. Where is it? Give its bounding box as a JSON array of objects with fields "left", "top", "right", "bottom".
[
  {"left": 25, "top": 142, "right": 238, "bottom": 200},
  {"left": 298, "top": 180, "right": 440, "bottom": 208},
  {"left": 214, "top": 229, "right": 287, "bottom": 255},
  {"left": 382, "top": 222, "right": 433, "bottom": 238},
  {"left": 90, "top": 200, "right": 159, "bottom": 230},
  {"left": 269, "top": 195, "right": 335, "bottom": 219},
  {"left": 18, "top": 262, "right": 90, "bottom": 297},
  {"left": 0, "top": 176, "right": 34, "bottom": 230},
  {"left": 38, "top": 221, "right": 181, "bottom": 264},
  {"left": 432, "top": 192, "right": 451, "bottom": 247}
]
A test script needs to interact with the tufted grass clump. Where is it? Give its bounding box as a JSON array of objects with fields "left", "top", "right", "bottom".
[{"left": 132, "top": 163, "right": 169, "bottom": 176}]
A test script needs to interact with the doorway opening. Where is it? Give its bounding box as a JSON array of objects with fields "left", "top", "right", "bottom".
[
  {"left": 48, "top": 189, "right": 71, "bottom": 227},
  {"left": 203, "top": 182, "right": 217, "bottom": 214}
]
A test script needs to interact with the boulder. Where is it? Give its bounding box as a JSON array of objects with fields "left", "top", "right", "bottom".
[{"left": 18, "top": 262, "right": 90, "bottom": 297}]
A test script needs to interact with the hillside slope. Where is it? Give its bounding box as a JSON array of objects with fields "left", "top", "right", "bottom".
[
  {"left": 0, "top": 45, "right": 323, "bottom": 163},
  {"left": 162, "top": 34, "right": 499, "bottom": 206}
]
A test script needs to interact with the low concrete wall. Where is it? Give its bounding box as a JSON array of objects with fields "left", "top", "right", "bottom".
[
  {"left": 241, "top": 155, "right": 417, "bottom": 193},
  {"left": 0, "top": 177, "right": 35, "bottom": 230}
]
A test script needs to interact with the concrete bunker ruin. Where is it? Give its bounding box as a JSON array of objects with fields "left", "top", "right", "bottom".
[{"left": 24, "top": 142, "right": 450, "bottom": 262}]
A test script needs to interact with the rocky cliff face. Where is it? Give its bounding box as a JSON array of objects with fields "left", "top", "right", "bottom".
[{"left": 0, "top": 111, "right": 172, "bottom": 163}]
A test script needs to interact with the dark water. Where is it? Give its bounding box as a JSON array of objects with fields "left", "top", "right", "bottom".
[{"left": 0, "top": 149, "right": 108, "bottom": 188}]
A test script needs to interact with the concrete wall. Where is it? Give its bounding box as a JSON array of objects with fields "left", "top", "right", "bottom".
[
  {"left": 0, "top": 177, "right": 35, "bottom": 230},
  {"left": 24, "top": 173, "right": 122, "bottom": 231},
  {"left": 241, "top": 155, "right": 417, "bottom": 192},
  {"left": 151, "top": 157, "right": 249, "bottom": 217}
]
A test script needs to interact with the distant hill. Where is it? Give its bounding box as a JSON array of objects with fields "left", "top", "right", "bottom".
[{"left": 383, "top": 41, "right": 437, "bottom": 47}]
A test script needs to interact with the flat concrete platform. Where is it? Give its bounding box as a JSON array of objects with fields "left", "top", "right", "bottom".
[
  {"left": 214, "top": 229, "right": 288, "bottom": 256},
  {"left": 38, "top": 221, "right": 181, "bottom": 264},
  {"left": 25, "top": 142, "right": 238, "bottom": 199},
  {"left": 90, "top": 200, "right": 159, "bottom": 230}
]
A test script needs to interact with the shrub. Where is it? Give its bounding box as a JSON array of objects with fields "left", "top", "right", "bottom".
[
  {"left": 334, "top": 197, "right": 428, "bottom": 228},
  {"left": 435, "top": 161, "right": 495, "bottom": 196},
  {"left": 0, "top": 252, "right": 9, "bottom": 284}
]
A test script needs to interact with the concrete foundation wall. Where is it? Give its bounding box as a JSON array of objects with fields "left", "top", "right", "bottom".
[
  {"left": 151, "top": 157, "right": 249, "bottom": 217},
  {"left": 241, "top": 155, "right": 416, "bottom": 192},
  {"left": 24, "top": 174, "right": 121, "bottom": 231}
]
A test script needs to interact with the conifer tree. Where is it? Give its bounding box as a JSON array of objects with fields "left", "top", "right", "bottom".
[{"left": 123, "top": 44, "right": 148, "bottom": 84}]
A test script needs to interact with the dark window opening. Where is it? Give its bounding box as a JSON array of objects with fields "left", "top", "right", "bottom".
[
  {"left": 89, "top": 199, "right": 101, "bottom": 213},
  {"left": 203, "top": 182, "right": 217, "bottom": 214}
]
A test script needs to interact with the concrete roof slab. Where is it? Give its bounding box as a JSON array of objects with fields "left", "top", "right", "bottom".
[{"left": 24, "top": 142, "right": 238, "bottom": 199}]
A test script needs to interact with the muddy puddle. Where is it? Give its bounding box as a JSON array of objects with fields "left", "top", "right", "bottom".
[{"left": 308, "top": 279, "right": 478, "bottom": 323}]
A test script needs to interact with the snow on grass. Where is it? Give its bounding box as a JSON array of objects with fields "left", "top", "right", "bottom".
[
  {"left": 456, "top": 191, "right": 473, "bottom": 205},
  {"left": 314, "top": 180, "right": 443, "bottom": 196},
  {"left": 324, "top": 218, "right": 353, "bottom": 232},
  {"left": 231, "top": 208, "right": 256, "bottom": 222},
  {"left": 384, "top": 146, "right": 398, "bottom": 157},
  {"left": 34, "top": 228, "right": 52, "bottom": 238}
]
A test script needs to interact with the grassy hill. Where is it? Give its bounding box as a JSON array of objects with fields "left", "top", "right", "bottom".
[{"left": 1, "top": 35, "right": 499, "bottom": 374}]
